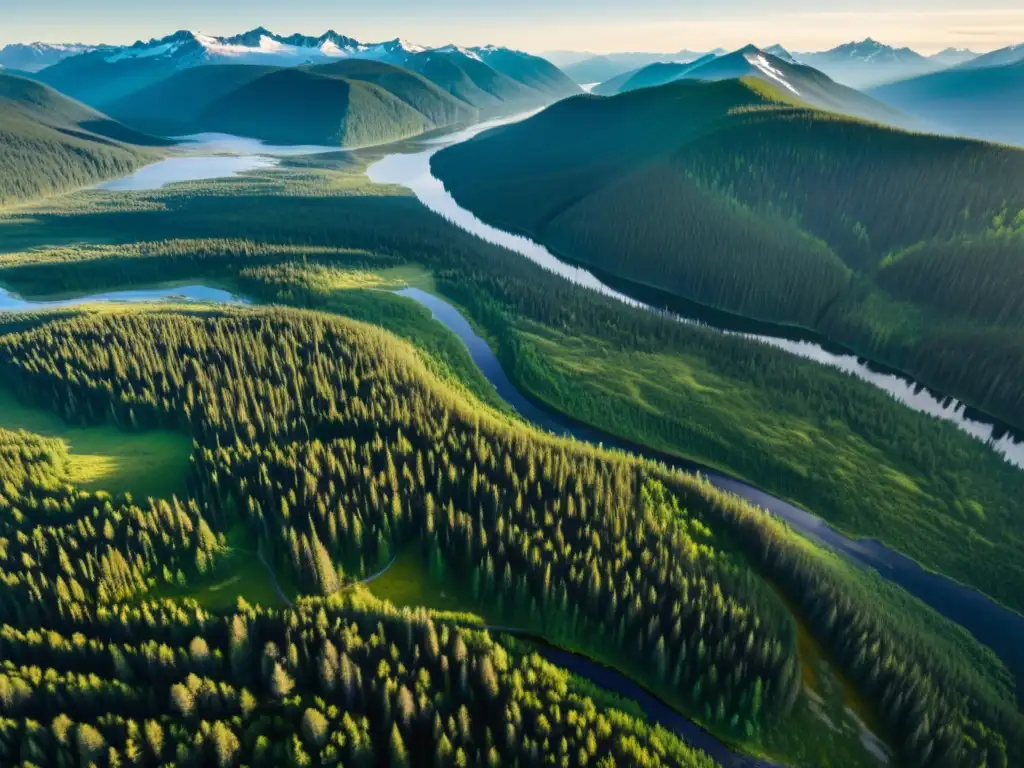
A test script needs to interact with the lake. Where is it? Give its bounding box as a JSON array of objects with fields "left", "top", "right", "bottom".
[
  {"left": 96, "top": 132, "right": 343, "bottom": 192},
  {"left": 0, "top": 283, "right": 246, "bottom": 311}
]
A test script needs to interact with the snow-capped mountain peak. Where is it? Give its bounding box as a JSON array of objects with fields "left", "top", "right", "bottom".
[
  {"left": 434, "top": 44, "right": 484, "bottom": 61},
  {"left": 763, "top": 44, "right": 797, "bottom": 64},
  {"left": 823, "top": 38, "right": 925, "bottom": 63},
  {"left": 0, "top": 41, "right": 101, "bottom": 72}
]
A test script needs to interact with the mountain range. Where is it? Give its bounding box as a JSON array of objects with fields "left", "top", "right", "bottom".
[
  {"left": 591, "top": 46, "right": 903, "bottom": 126},
  {"left": 866, "top": 41, "right": 1024, "bottom": 146},
  {"left": 557, "top": 38, "right": 991, "bottom": 89},
  {"left": 32, "top": 28, "right": 579, "bottom": 112}
]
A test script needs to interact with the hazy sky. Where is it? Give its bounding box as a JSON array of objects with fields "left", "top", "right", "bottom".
[{"left": 2, "top": 0, "right": 1023, "bottom": 54}]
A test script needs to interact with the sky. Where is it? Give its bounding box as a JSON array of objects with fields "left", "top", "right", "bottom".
[{"left": 2, "top": 0, "right": 1023, "bottom": 54}]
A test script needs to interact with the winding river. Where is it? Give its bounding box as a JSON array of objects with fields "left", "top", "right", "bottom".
[
  {"left": 368, "top": 112, "right": 1024, "bottom": 698},
  {"left": 6, "top": 122, "right": 1018, "bottom": 761},
  {"left": 395, "top": 287, "right": 1024, "bottom": 704},
  {"left": 367, "top": 116, "right": 1024, "bottom": 469}
]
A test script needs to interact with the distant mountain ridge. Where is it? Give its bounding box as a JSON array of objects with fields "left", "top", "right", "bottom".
[
  {"left": 0, "top": 42, "right": 102, "bottom": 72},
  {"left": 958, "top": 42, "right": 1024, "bottom": 70},
  {"left": 870, "top": 59, "right": 1024, "bottom": 147},
  {"left": 796, "top": 38, "right": 940, "bottom": 87},
  {"left": 592, "top": 45, "right": 903, "bottom": 126},
  {"left": 33, "top": 27, "right": 579, "bottom": 114},
  {"left": 561, "top": 49, "right": 719, "bottom": 85},
  {"left": 930, "top": 48, "right": 979, "bottom": 67}
]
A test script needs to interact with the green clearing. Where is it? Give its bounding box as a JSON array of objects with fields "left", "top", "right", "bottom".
[
  {"left": 148, "top": 524, "right": 294, "bottom": 611},
  {"left": 367, "top": 545, "right": 524, "bottom": 629},
  {"left": 0, "top": 385, "right": 191, "bottom": 500}
]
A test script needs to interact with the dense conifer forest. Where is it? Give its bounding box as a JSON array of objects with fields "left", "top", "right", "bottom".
[
  {"left": 0, "top": 306, "right": 1019, "bottom": 767},
  {"left": 432, "top": 79, "right": 1024, "bottom": 429},
  {"left": 0, "top": 152, "right": 1022, "bottom": 616}
]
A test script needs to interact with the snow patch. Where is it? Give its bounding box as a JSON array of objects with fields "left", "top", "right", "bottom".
[
  {"left": 105, "top": 42, "right": 179, "bottom": 63},
  {"left": 746, "top": 52, "right": 800, "bottom": 95},
  {"left": 435, "top": 44, "right": 483, "bottom": 61}
]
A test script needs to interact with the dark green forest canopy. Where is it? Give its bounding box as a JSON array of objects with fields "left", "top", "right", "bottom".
[
  {"left": 431, "top": 78, "right": 1024, "bottom": 429},
  {"left": 0, "top": 306, "right": 1019, "bottom": 767}
]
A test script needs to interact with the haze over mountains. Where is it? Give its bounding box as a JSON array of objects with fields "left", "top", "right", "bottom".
[
  {"left": 552, "top": 38, "right": 995, "bottom": 89},
  {"left": 592, "top": 46, "right": 903, "bottom": 127},
  {"left": 29, "top": 28, "right": 579, "bottom": 112},
  {"left": 0, "top": 42, "right": 99, "bottom": 72}
]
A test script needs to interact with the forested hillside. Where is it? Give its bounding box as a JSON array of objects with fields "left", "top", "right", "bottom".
[
  {"left": 109, "top": 60, "right": 478, "bottom": 146},
  {"left": 0, "top": 410, "right": 712, "bottom": 766},
  {"left": 0, "top": 305, "right": 1019, "bottom": 767},
  {"left": 403, "top": 47, "right": 580, "bottom": 111},
  {"left": 0, "top": 72, "right": 162, "bottom": 207},
  {"left": 106, "top": 64, "right": 282, "bottom": 136},
  {"left": 433, "top": 77, "right": 1024, "bottom": 427}
]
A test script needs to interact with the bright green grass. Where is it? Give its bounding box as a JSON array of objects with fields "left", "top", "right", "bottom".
[
  {"left": 0, "top": 386, "right": 191, "bottom": 500},
  {"left": 368, "top": 545, "right": 499, "bottom": 623},
  {"left": 509, "top": 321, "right": 1024, "bottom": 615},
  {"left": 149, "top": 524, "right": 295, "bottom": 611}
]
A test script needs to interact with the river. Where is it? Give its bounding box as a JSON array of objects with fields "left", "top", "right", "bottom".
[
  {"left": 0, "top": 283, "right": 245, "bottom": 311},
  {"left": 394, "top": 286, "right": 1024, "bottom": 703},
  {"left": 15, "top": 121, "right": 1018, "bottom": 760},
  {"left": 367, "top": 114, "right": 1024, "bottom": 469}
]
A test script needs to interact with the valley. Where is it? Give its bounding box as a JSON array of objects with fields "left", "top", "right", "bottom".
[{"left": 0, "top": 17, "right": 1022, "bottom": 768}]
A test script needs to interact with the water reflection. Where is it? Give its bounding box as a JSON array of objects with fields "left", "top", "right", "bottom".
[
  {"left": 97, "top": 131, "right": 345, "bottom": 192},
  {"left": 174, "top": 132, "right": 343, "bottom": 156}
]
